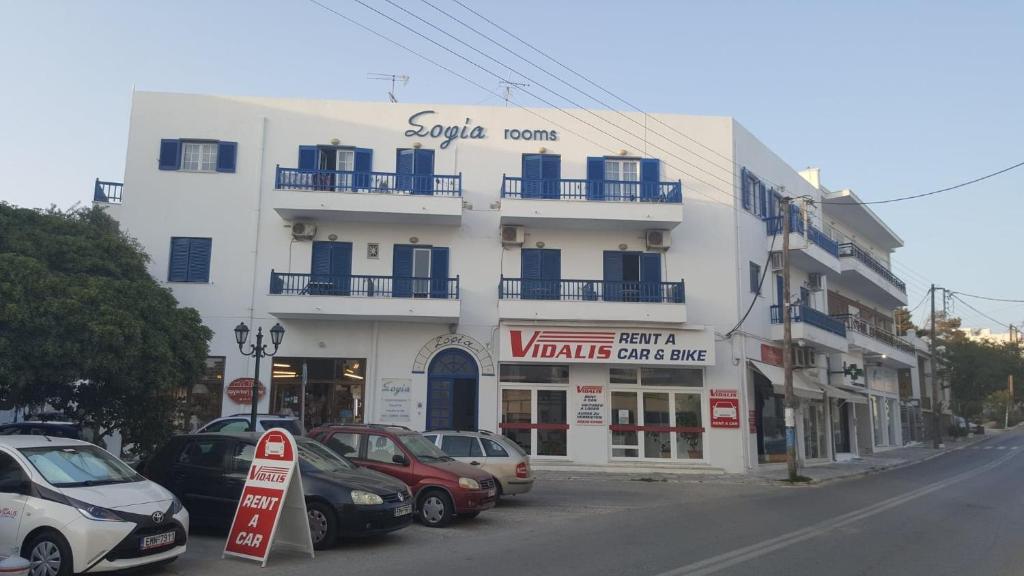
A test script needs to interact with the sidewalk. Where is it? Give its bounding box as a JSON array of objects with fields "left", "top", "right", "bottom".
[{"left": 534, "top": 434, "right": 992, "bottom": 487}]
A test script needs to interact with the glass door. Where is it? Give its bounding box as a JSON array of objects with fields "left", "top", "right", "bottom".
[
  {"left": 610, "top": 389, "right": 704, "bottom": 460},
  {"left": 412, "top": 248, "right": 431, "bottom": 297},
  {"left": 500, "top": 388, "right": 569, "bottom": 457},
  {"left": 335, "top": 148, "right": 354, "bottom": 191},
  {"left": 610, "top": 392, "right": 639, "bottom": 457}
]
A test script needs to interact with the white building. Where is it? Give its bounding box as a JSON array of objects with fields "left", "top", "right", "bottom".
[{"left": 95, "top": 92, "right": 916, "bottom": 473}]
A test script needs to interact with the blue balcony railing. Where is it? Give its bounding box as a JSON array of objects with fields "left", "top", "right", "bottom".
[
  {"left": 770, "top": 304, "right": 847, "bottom": 337},
  {"left": 94, "top": 179, "right": 123, "bottom": 204},
  {"left": 501, "top": 176, "right": 682, "bottom": 203},
  {"left": 270, "top": 271, "right": 459, "bottom": 299},
  {"left": 765, "top": 216, "right": 838, "bottom": 257},
  {"left": 837, "top": 243, "right": 907, "bottom": 294},
  {"left": 275, "top": 166, "right": 462, "bottom": 197},
  {"left": 499, "top": 277, "right": 685, "bottom": 303},
  {"left": 807, "top": 225, "right": 839, "bottom": 257},
  {"left": 833, "top": 314, "right": 915, "bottom": 354}
]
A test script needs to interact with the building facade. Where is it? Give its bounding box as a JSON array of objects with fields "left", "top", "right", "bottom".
[{"left": 96, "top": 92, "right": 916, "bottom": 473}]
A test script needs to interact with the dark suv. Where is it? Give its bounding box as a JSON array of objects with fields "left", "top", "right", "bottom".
[{"left": 310, "top": 424, "right": 497, "bottom": 527}]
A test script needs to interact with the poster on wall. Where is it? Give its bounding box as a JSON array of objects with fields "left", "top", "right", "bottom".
[
  {"left": 709, "top": 389, "right": 740, "bottom": 429},
  {"left": 575, "top": 385, "right": 605, "bottom": 426},
  {"left": 500, "top": 326, "right": 714, "bottom": 366},
  {"left": 378, "top": 378, "right": 411, "bottom": 423}
]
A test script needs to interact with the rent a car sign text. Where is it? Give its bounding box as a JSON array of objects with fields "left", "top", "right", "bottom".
[{"left": 501, "top": 327, "right": 714, "bottom": 366}]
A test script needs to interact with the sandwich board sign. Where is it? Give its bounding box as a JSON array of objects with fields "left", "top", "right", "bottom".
[{"left": 223, "top": 428, "right": 314, "bottom": 565}]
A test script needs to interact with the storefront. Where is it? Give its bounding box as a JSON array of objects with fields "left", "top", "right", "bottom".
[
  {"left": 497, "top": 325, "right": 715, "bottom": 468},
  {"left": 748, "top": 360, "right": 827, "bottom": 463},
  {"left": 867, "top": 365, "right": 902, "bottom": 448},
  {"left": 270, "top": 357, "right": 366, "bottom": 429},
  {"left": 177, "top": 356, "right": 225, "bottom": 432}
]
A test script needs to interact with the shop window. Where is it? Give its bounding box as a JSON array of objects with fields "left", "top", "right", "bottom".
[
  {"left": 500, "top": 388, "right": 568, "bottom": 457},
  {"left": 803, "top": 402, "right": 827, "bottom": 459},
  {"left": 501, "top": 389, "right": 532, "bottom": 454},
  {"left": 640, "top": 367, "right": 704, "bottom": 387},
  {"left": 611, "top": 391, "right": 639, "bottom": 457},
  {"left": 498, "top": 364, "right": 569, "bottom": 384},
  {"left": 178, "top": 356, "right": 225, "bottom": 432},
  {"left": 537, "top": 390, "right": 567, "bottom": 456},
  {"left": 643, "top": 393, "right": 671, "bottom": 459},
  {"left": 610, "top": 389, "right": 704, "bottom": 460},
  {"left": 610, "top": 368, "right": 638, "bottom": 385},
  {"left": 271, "top": 358, "right": 366, "bottom": 429},
  {"left": 675, "top": 394, "right": 703, "bottom": 459}
]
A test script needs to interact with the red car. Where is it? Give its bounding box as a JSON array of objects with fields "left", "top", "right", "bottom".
[{"left": 310, "top": 424, "right": 497, "bottom": 527}]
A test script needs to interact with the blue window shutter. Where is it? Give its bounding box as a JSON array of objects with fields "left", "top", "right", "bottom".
[
  {"left": 354, "top": 147, "right": 373, "bottom": 188},
  {"left": 541, "top": 249, "right": 561, "bottom": 300},
  {"left": 396, "top": 148, "right": 414, "bottom": 192},
  {"left": 216, "top": 141, "right": 237, "bottom": 172},
  {"left": 741, "top": 171, "right": 752, "bottom": 210},
  {"left": 522, "top": 154, "right": 542, "bottom": 199},
  {"left": 159, "top": 139, "right": 181, "bottom": 171},
  {"left": 414, "top": 149, "right": 435, "bottom": 175},
  {"left": 429, "top": 247, "right": 450, "bottom": 299},
  {"left": 640, "top": 252, "right": 661, "bottom": 301},
  {"left": 393, "top": 245, "right": 413, "bottom": 297},
  {"left": 333, "top": 242, "right": 353, "bottom": 295},
  {"left": 311, "top": 241, "right": 332, "bottom": 276},
  {"left": 586, "top": 157, "right": 605, "bottom": 200},
  {"left": 187, "top": 238, "right": 212, "bottom": 282},
  {"left": 298, "top": 146, "right": 318, "bottom": 171},
  {"left": 757, "top": 182, "right": 767, "bottom": 216},
  {"left": 776, "top": 274, "right": 784, "bottom": 311},
  {"left": 640, "top": 158, "right": 660, "bottom": 201},
  {"left": 521, "top": 249, "right": 543, "bottom": 300},
  {"left": 541, "top": 155, "right": 561, "bottom": 199},
  {"left": 603, "top": 251, "right": 624, "bottom": 301},
  {"left": 413, "top": 149, "right": 435, "bottom": 195},
  {"left": 168, "top": 238, "right": 190, "bottom": 281},
  {"left": 767, "top": 188, "right": 776, "bottom": 218}
]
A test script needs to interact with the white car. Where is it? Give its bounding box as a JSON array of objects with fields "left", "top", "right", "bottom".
[
  {"left": 196, "top": 414, "right": 305, "bottom": 436},
  {"left": 712, "top": 402, "right": 738, "bottom": 420},
  {"left": 0, "top": 436, "right": 189, "bottom": 576}
]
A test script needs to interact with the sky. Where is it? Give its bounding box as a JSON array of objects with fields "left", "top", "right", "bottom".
[{"left": 1, "top": 0, "right": 1022, "bottom": 331}]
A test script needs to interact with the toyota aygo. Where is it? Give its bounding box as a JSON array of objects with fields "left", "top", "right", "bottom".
[{"left": 0, "top": 436, "right": 188, "bottom": 576}]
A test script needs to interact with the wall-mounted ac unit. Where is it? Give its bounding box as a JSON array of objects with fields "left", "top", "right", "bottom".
[
  {"left": 770, "top": 251, "right": 784, "bottom": 272},
  {"left": 501, "top": 225, "right": 525, "bottom": 246},
  {"left": 792, "top": 346, "right": 818, "bottom": 368},
  {"left": 645, "top": 229, "right": 671, "bottom": 251},
  {"left": 808, "top": 273, "right": 823, "bottom": 291},
  {"left": 291, "top": 222, "right": 317, "bottom": 240}
]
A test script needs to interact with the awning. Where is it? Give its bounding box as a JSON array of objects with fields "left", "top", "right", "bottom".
[
  {"left": 749, "top": 361, "right": 823, "bottom": 400},
  {"left": 820, "top": 382, "right": 868, "bottom": 404}
]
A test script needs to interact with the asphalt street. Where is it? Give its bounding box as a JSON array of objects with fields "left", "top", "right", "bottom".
[{"left": 145, "top": 430, "right": 1024, "bottom": 576}]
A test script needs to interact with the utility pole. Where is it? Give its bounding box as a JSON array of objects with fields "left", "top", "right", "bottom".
[
  {"left": 929, "top": 284, "right": 943, "bottom": 448},
  {"left": 1006, "top": 374, "right": 1014, "bottom": 429},
  {"left": 781, "top": 194, "right": 798, "bottom": 480}
]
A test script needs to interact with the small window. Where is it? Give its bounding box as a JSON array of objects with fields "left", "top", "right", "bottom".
[
  {"left": 481, "top": 438, "right": 509, "bottom": 458},
  {"left": 640, "top": 367, "right": 704, "bottom": 387},
  {"left": 177, "top": 439, "right": 227, "bottom": 468},
  {"left": 366, "top": 435, "right": 402, "bottom": 464},
  {"left": 441, "top": 435, "right": 482, "bottom": 458},
  {"left": 181, "top": 142, "right": 218, "bottom": 172},
  {"left": 168, "top": 237, "right": 212, "bottom": 283},
  {"left": 326, "top": 432, "right": 362, "bottom": 459},
  {"left": 750, "top": 262, "right": 762, "bottom": 294},
  {"left": 230, "top": 443, "right": 255, "bottom": 474},
  {"left": 610, "top": 367, "right": 639, "bottom": 385},
  {"left": 499, "top": 364, "right": 570, "bottom": 384}
]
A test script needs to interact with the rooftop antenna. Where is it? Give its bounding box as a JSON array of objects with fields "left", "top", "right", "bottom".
[
  {"left": 367, "top": 73, "right": 409, "bottom": 103},
  {"left": 499, "top": 73, "right": 529, "bottom": 107}
]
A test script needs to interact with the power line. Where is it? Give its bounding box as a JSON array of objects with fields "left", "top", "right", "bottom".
[
  {"left": 726, "top": 229, "right": 779, "bottom": 338},
  {"left": 907, "top": 290, "right": 930, "bottom": 314},
  {"left": 951, "top": 294, "right": 1011, "bottom": 329},
  {"left": 951, "top": 291, "right": 1024, "bottom": 304},
  {"left": 823, "top": 160, "right": 1024, "bottom": 206}
]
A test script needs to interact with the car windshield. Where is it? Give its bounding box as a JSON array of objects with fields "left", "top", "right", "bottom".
[
  {"left": 399, "top": 434, "right": 452, "bottom": 461},
  {"left": 261, "top": 419, "right": 304, "bottom": 436},
  {"left": 297, "top": 439, "right": 356, "bottom": 473},
  {"left": 20, "top": 445, "right": 143, "bottom": 487}
]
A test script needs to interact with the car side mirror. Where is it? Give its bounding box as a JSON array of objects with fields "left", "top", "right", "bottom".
[
  {"left": 391, "top": 454, "right": 409, "bottom": 466},
  {"left": 0, "top": 478, "right": 31, "bottom": 495}
]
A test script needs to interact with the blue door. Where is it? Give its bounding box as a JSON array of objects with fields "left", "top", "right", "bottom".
[
  {"left": 427, "top": 349, "right": 479, "bottom": 431},
  {"left": 311, "top": 241, "right": 352, "bottom": 295},
  {"left": 522, "top": 249, "right": 561, "bottom": 300}
]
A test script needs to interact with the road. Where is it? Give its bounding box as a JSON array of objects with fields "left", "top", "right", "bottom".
[{"left": 152, "top": 429, "right": 1024, "bottom": 576}]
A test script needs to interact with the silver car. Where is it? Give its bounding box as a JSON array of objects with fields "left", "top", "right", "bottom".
[{"left": 424, "top": 430, "right": 534, "bottom": 497}]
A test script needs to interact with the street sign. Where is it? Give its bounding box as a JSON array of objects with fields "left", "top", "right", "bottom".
[
  {"left": 709, "top": 389, "right": 740, "bottom": 429},
  {"left": 223, "top": 428, "right": 313, "bottom": 566}
]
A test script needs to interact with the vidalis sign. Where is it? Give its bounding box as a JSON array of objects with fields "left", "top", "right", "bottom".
[
  {"left": 500, "top": 326, "right": 714, "bottom": 366},
  {"left": 223, "top": 429, "right": 313, "bottom": 566}
]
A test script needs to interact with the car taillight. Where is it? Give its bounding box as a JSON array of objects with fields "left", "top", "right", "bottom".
[{"left": 516, "top": 462, "right": 529, "bottom": 478}]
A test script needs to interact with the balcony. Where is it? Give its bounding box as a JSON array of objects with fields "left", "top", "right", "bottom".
[
  {"left": 498, "top": 277, "right": 686, "bottom": 323},
  {"left": 834, "top": 314, "right": 916, "bottom": 367},
  {"left": 765, "top": 215, "right": 841, "bottom": 275},
  {"left": 769, "top": 304, "right": 848, "bottom": 352},
  {"left": 266, "top": 271, "right": 460, "bottom": 322},
  {"left": 499, "top": 176, "right": 683, "bottom": 230},
  {"left": 837, "top": 243, "right": 908, "bottom": 307},
  {"left": 93, "top": 179, "right": 123, "bottom": 204},
  {"left": 272, "top": 167, "right": 463, "bottom": 225}
]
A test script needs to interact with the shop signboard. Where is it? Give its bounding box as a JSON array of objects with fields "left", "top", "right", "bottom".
[
  {"left": 575, "top": 385, "right": 605, "bottom": 426},
  {"left": 226, "top": 378, "right": 265, "bottom": 405},
  {"left": 709, "top": 389, "right": 740, "bottom": 429},
  {"left": 760, "top": 344, "right": 784, "bottom": 366},
  {"left": 224, "top": 429, "right": 313, "bottom": 566},
  {"left": 500, "top": 326, "right": 714, "bottom": 366},
  {"left": 379, "top": 378, "right": 412, "bottom": 423}
]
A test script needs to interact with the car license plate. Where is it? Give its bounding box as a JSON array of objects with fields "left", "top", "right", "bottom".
[
  {"left": 487, "top": 488, "right": 496, "bottom": 497},
  {"left": 140, "top": 531, "right": 175, "bottom": 551},
  {"left": 394, "top": 504, "right": 413, "bottom": 517}
]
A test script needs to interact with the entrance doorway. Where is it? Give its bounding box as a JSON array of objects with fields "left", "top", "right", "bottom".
[
  {"left": 832, "top": 400, "right": 852, "bottom": 454},
  {"left": 427, "top": 349, "right": 479, "bottom": 431},
  {"left": 754, "top": 371, "right": 787, "bottom": 463}
]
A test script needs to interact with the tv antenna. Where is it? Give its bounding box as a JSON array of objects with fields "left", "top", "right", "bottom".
[
  {"left": 499, "top": 74, "right": 529, "bottom": 107},
  {"left": 367, "top": 72, "right": 410, "bottom": 103}
]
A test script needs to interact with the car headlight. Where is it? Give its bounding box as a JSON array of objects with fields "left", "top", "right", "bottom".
[
  {"left": 66, "top": 497, "right": 124, "bottom": 522},
  {"left": 169, "top": 496, "right": 184, "bottom": 515},
  {"left": 351, "top": 490, "right": 384, "bottom": 505},
  {"left": 459, "top": 477, "right": 481, "bottom": 490}
]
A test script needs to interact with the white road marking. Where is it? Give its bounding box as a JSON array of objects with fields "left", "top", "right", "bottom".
[
  {"left": 652, "top": 450, "right": 1019, "bottom": 576},
  {"left": 997, "top": 446, "right": 1006, "bottom": 450},
  {"left": 984, "top": 446, "right": 994, "bottom": 450},
  {"left": 1012, "top": 446, "right": 1019, "bottom": 450}
]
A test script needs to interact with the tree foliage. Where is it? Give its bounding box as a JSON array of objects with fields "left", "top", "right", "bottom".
[
  {"left": 0, "top": 203, "right": 211, "bottom": 455},
  {"left": 943, "top": 328, "right": 1024, "bottom": 422}
]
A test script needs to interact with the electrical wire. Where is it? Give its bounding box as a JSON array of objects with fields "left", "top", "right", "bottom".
[
  {"left": 950, "top": 291, "right": 1024, "bottom": 304},
  {"left": 907, "top": 290, "right": 931, "bottom": 314},
  {"left": 951, "top": 294, "right": 1011, "bottom": 329},
  {"left": 725, "top": 228, "right": 778, "bottom": 338},
  {"left": 823, "top": 160, "right": 1024, "bottom": 206}
]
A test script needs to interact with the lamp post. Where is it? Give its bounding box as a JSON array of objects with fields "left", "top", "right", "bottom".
[{"left": 234, "top": 322, "right": 285, "bottom": 431}]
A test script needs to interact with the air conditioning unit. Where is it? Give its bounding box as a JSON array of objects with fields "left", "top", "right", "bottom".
[
  {"left": 645, "top": 229, "right": 671, "bottom": 251},
  {"left": 770, "top": 251, "right": 783, "bottom": 272},
  {"left": 501, "top": 225, "right": 525, "bottom": 246},
  {"left": 808, "top": 273, "right": 823, "bottom": 292},
  {"left": 792, "top": 346, "right": 818, "bottom": 368},
  {"left": 291, "top": 222, "right": 317, "bottom": 240}
]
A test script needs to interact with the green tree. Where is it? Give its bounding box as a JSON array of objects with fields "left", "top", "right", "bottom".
[
  {"left": 943, "top": 329, "right": 1024, "bottom": 423},
  {"left": 0, "top": 203, "right": 211, "bottom": 456}
]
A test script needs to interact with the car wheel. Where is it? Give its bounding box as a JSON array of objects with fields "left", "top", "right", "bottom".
[
  {"left": 495, "top": 480, "right": 504, "bottom": 500},
  {"left": 306, "top": 500, "right": 338, "bottom": 550},
  {"left": 418, "top": 489, "right": 454, "bottom": 528},
  {"left": 24, "top": 530, "right": 73, "bottom": 576}
]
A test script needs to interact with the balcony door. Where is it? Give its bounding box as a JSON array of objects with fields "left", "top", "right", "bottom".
[
  {"left": 603, "top": 251, "right": 661, "bottom": 302},
  {"left": 396, "top": 148, "right": 435, "bottom": 195},
  {"left": 521, "top": 248, "right": 561, "bottom": 300},
  {"left": 310, "top": 241, "right": 352, "bottom": 295},
  {"left": 521, "top": 154, "right": 561, "bottom": 199},
  {"left": 393, "top": 245, "right": 450, "bottom": 298},
  {"left": 319, "top": 147, "right": 354, "bottom": 191},
  {"left": 604, "top": 158, "right": 640, "bottom": 201}
]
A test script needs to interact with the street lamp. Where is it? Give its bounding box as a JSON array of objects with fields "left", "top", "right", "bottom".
[{"left": 234, "top": 321, "right": 285, "bottom": 431}]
